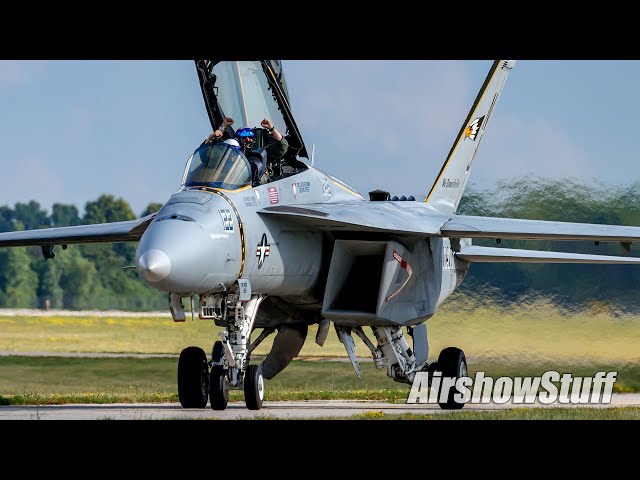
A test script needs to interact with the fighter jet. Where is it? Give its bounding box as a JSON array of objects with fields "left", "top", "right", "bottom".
[{"left": 2, "top": 59, "right": 640, "bottom": 411}]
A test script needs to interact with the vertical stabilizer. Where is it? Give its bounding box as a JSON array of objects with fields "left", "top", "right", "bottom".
[{"left": 425, "top": 60, "right": 516, "bottom": 213}]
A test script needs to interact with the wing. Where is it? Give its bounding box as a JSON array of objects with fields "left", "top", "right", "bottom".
[
  {"left": 262, "top": 204, "right": 640, "bottom": 243},
  {"left": 0, "top": 214, "right": 155, "bottom": 247},
  {"left": 456, "top": 245, "right": 640, "bottom": 264},
  {"left": 260, "top": 203, "right": 640, "bottom": 264},
  {"left": 258, "top": 203, "right": 449, "bottom": 236},
  {"left": 442, "top": 214, "right": 640, "bottom": 243}
]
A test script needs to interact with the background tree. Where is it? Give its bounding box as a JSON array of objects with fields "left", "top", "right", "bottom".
[
  {"left": 0, "top": 206, "right": 13, "bottom": 232},
  {"left": 51, "top": 203, "right": 80, "bottom": 227},
  {"left": 56, "top": 247, "right": 103, "bottom": 310},
  {"left": 141, "top": 202, "right": 163, "bottom": 218},
  {"left": 0, "top": 195, "right": 168, "bottom": 311},
  {"left": 1, "top": 247, "right": 38, "bottom": 307},
  {"left": 458, "top": 177, "right": 640, "bottom": 310},
  {"left": 38, "top": 260, "right": 64, "bottom": 309},
  {"left": 82, "top": 194, "right": 137, "bottom": 262},
  {"left": 13, "top": 201, "right": 50, "bottom": 230}
]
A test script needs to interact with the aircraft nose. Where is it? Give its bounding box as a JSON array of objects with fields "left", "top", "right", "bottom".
[
  {"left": 135, "top": 214, "right": 239, "bottom": 295},
  {"left": 137, "top": 249, "right": 172, "bottom": 283}
]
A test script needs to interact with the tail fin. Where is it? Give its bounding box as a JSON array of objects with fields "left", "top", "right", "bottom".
[{"left": 425, "top": 60, "right": 516, "bottom": 213}]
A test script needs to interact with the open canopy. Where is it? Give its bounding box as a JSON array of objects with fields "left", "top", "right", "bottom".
[{"left": 195, "top": 60, "right": 308, "bottom": 160}]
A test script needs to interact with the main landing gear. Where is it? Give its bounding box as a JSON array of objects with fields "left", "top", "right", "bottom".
[
  {"left": 335, "top": 324, "right": 468, "bottom": 410},
  {"left": 430, "top": 347, "right": 468, "bottom": 410},
  {"left": 177, "top": 292, "right": 269, "bottom": 411}
]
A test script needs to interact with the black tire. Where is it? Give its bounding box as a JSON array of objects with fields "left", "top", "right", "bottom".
[
  {"left": 244, "top": 364, "right": 265, "bottom": 410},
  {"left": 210, "top": 365, "right": 229, "bottom": 410},
  {"left": 177, "top": 346, "right": 209, "bottom": 409},
  {"left": 437, "top": 347, "right": 468, "bottom": 410},
  {"left": 212, "top": 340, "right": 224, "bottom": 364}
]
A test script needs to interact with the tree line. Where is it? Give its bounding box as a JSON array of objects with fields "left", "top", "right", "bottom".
[
  {"left": 1, "top": 177, "right": 640, "bottom": 311},
  {"left": 457, "top": 176, "right": 640, "bottom": 311},
  {"left": 0, "top": 195, "right": 165, "bottom": 311}
]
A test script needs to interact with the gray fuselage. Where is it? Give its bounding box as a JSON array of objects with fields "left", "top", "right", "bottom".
[{"left": 135, "top": 166, "right": 469, "bottom": 327}]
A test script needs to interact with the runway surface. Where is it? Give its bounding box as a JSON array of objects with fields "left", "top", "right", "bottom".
[{"left": 1, "top": 394, "right": 639, "bottom": 420}]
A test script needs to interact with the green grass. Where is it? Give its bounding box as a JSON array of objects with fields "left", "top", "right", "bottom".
[
  {"left": 0, "top": 356, "right": 409, "bottom": 404},
  {"left": 1, "top": 296, "right": 640, "bottom": 365},
  {"left": 1, "top": 298, "right": 639, "bottom": 407},
  {"left": 1, "top": 356, "right": 639, "bottom": 405}
]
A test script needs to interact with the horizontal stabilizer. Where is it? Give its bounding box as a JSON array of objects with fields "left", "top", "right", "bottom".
[
  {"left": 456, "top": 245, "right": 640, "bottom": 264},
  {"left": 443, "top": 215, "right": 640, "bottom": 243}
]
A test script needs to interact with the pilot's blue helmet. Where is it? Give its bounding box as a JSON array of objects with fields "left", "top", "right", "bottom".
[
  {"left": 237, "top": 127, "right": 255, "bottom": 139},
  {"left": 236, "top": 127, "right": 255, "bottom": 148}
]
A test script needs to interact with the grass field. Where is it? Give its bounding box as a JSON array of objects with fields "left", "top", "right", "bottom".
[
  {"left": 2, "top": 355, "right": 639, "bottom": 405},
  {"left": 1, "top": 296, "right": 639, "bottom": 410},
  {"left": 1, "top": 295, "right": 639, "bottom": 364},
  {"left": 0, "top": 356, "right": 409, "bottom": 404}
]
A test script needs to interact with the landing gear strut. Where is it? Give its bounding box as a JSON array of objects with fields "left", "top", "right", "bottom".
[
  {"left": 177, "top": 291, "right": 269, "bottom": 411},
  {"left": 337, "top": 324, "right": 468, "bottom": 410},
  {"left": 212, "top": 293, "right": 267, "bottom": 410}
]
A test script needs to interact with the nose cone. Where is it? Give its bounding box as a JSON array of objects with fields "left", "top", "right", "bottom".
[
  {"left": 137, "top": 249, "right": 172, "bottom": 283},
  {"left": 135, "top": 213, "right": 239, "bottom": 295}
]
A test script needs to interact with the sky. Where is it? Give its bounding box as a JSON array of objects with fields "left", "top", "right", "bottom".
[{"left": 1, "top": 59, "right": 639, "bottom": 217}]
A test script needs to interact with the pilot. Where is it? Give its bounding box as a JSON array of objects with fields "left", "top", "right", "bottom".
[
  {"left": 203, "top": 116, "right": 234, "bottom": 144},
  {"left": 236, "top": 126, "right": 258, "bottom": 153},
  {"left": 259, "top": 118, "right": 288, "bottom": 168},
  {"left": 236, "top": 119, "right": 289, "bottom": 183},
  {"left": 202, "top": 118, "right": 288, "bottom": 185},
  {"left": 236, "top": 127, "right": 268, "bottom": 186}
]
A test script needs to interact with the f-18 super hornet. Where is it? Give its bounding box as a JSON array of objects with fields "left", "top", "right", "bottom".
[{"left": 2, "top": 59, "right": 640, "bottom": 411}]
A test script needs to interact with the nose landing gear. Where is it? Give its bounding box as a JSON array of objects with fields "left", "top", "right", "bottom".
[{"left": 177, "top": 293, "right": 269, "bottom": 411}]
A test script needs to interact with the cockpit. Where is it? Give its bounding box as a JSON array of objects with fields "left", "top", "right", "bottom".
[
  {"left": 188, "top": 60, "right": 315, "bottom": 190},
  {"left": 195, "top": 60, "right": 310, "bottom": 174},
  {"left": 181, "top": 142, "right": 252, "bottom": 190}
]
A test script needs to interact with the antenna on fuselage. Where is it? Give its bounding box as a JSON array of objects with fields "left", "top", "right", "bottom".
[{"left": 311, "top": 144, "right": 315, "bottom": 166}]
